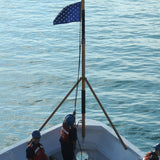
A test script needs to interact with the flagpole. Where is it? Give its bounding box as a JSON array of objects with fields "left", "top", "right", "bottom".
[{"left": 81, "top": 0, "right": 85, "bottom": 138}]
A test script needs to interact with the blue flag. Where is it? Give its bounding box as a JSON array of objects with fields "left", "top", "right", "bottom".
[{"left": 53, "top": 2, "right": 81, "bottom": 25}]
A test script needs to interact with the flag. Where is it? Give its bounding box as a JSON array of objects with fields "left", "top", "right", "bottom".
[{"left": 53, "top": 2, "right": 81, "bottom": 25}]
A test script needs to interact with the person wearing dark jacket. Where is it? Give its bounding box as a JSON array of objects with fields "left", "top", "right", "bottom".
[
  {"left": 26, "top": 130, "right": 48, "bottom": 160},
  {"left": 143, "top": 143, "right": 160, "bottom": 160},
  {"left": 59, "top": 111, "right": 77, "bottom": 160}
]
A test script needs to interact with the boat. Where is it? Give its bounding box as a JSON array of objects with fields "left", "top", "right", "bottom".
[
  {"left": 0, "top": 119, "right": 143, "bottom": 160},
  {"left": 0, "top": 0, "right": 144, "bottom": 159}
]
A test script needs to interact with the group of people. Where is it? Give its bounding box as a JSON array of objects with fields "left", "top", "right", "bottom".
[
  {"left": 26, "top": 111, "right": 160, "bottom": 160},
  {"left": 26, "top": 111, "right": 77, "bottom": 160}
]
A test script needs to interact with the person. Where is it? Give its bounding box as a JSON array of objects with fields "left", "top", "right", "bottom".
[
  {"left": 59, "top": 111, "right": 77, "bottom": 160},
  {"left": 26, "top": 130, "right": 48, "bottom": 160},
  {"left": 143, "top": 143, "right": 160, "bottom": 160}
]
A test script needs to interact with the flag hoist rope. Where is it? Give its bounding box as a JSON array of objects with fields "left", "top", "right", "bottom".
[{"left": 74, "top": 18, "right": 82, "bottom": 123}]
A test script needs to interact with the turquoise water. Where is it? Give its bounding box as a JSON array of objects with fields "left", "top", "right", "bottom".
[{"left": 0, "top": 0, "right": 160, "bottom": 153}]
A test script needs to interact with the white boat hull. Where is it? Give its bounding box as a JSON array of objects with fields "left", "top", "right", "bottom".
[{"left": 0, "top": 119, "right": 144, "bottom": 160}]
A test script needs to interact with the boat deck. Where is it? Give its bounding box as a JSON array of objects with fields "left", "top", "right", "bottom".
[
  {"left": 50, "top": 149, "right": 109, "bottom": 160},
  {"left": 0, "top": 119, "right": 143, "bottom": 160}
]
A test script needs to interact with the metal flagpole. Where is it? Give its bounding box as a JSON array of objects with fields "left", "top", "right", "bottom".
[{"left": 81, "top": 0, "right": 86, "bottom": 138}]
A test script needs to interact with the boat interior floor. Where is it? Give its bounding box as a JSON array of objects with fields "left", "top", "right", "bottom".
[{"left": 49, "top": 148, "right": 110, "bottom": 160}]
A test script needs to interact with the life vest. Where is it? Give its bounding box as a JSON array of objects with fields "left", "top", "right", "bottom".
[
  {"left": 28, "top": 143, "right": 48, "bottom": 160},
  {"left": 60, "top": 122, "right": 70, "bottom": 143},
  {"left": 143, "top": 151, "right": 159, "bottom": 160}
]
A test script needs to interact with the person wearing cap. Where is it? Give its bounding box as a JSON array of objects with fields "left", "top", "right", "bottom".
[
  {"left": 59, "top": 111, "right": 77, "bottom": 160},
  {"left": 26, "top": 130, "right": 48, "bottom": 160},
  {"left": 143, "top": 143, "right": 160, "bottom": 160}
]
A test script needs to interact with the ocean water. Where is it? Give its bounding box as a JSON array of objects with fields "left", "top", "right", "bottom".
[{"left": 0, "top": 0, "right": 160, "bottom": 154}]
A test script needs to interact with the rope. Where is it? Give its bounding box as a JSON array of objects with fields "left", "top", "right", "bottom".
[
  {"left": 74, "top": 22, "right": 83, "bottom": 160},
  {"left": 74, "top": 7, "right": 83, "bottom": 159},
  {"left": 74, "top": 21, "right": 82, "bottom": 117}
]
